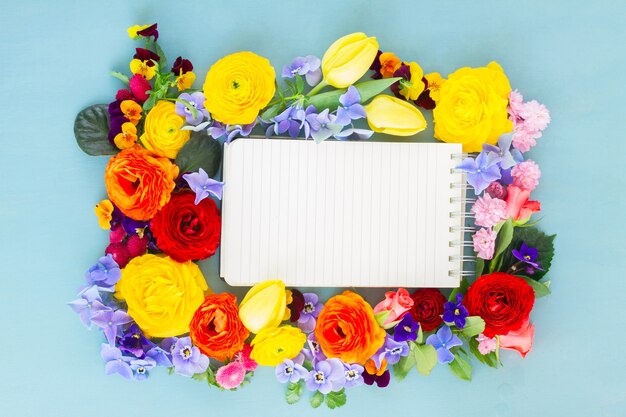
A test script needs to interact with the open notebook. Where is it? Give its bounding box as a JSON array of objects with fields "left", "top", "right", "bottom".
[{"left": 220, "top": 138, "right": 468, "bottom": 288}]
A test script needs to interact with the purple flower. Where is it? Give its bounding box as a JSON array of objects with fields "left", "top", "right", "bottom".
[
  {"left": 362, "top": 369, "right": 390, "bottom": 388},
  {"left": 175, "top": 92, "right": 209, "bottom": 125},
  {"left": 117, "top": 323, "right": 153, "bottom": 358},
  {"left": 483, "top": 133, "right": 522, "bottom": 170},
  {"left": 373, "top": 336, "right": 410, "bottom": 368},
  {"left": 292, "top": 105, "right": 317, "bottom": 138},
  {"left": 426, "top": 326, "right": 462, "bottom": 364},
  {"left": 146, "top": 343, "right": 173, "bottom": 367},
  {"left": 209, "top": 121, "right": 257, "bottom": 143},
  {"left": 442, "top": 294, "right": 469, "bottom": 329},
  {"left": 90, "top": 309, "right": 133, "bottom": 345},
  {"left": 456, "top": 151, "right": 502, "bottom": 195},
  {"left": 130, "top": 357, "right": 156, "bottom": 380},
  {"left": 171, "top": 337, "right": 210, "bottom": 377},
  {"left": 308, "top": 109, "right": 343, "bottom": 143},
  {"left": 84, "top": 254, "right": 121, "bottom": 288},
  {"left": 335, "top": 86, "right": 366, "bottom": 126},
  {"left": 275, "top": 359, "right": 308, "bottom": 384},
  {"left": 307, "top": 333, "right": 327, "bottom": 363},
  {"left": 68, "top": 285, "right": 111, "bottom": 328},
  {"left": 393, "top": 314, "right": 419, "bottom": 342},
  {"left": 334, "top": 127, "right": 373, "bottom": 141},
  {"left": 136, "top": 23, "right": 158, "bottom": 41},
  {"left": 304, "top": 358, "right": 345, "bottom": 394},
  {"left": 343, "top": 363, "right": 365, "bottom": 388},
  {"left": 297, "top": 293, "right": 323, "bottom": 333},
  {"left": 266, "top": 106, "right": 303, "bottom": 138},
  {"left": 182, "top": 168, "right": 224, "bottom": 205},
  {"left": 282, "top": 55, "right": 322, "bottom": 86},
  {"left": 121, "top": 216, "right": 149, "bottom": 236},
  {"left": 101, "top": 344, "right": 133, "bottom": 380},
  {"left": 512, "top": 242, "right": 544, "bottom": 273}
]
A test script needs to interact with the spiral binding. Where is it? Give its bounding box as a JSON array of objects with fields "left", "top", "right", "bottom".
[{"left": 448, "top": 152, "right": 475, "bottom": 280}]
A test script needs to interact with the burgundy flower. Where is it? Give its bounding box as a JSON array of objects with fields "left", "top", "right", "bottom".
[
  {"left": 136, "top": 23, "right": 158, "bottom": 41},
  {"left": 171, "top": 56, "right": 193, "bottom": 75},
  {"left": 287, "top": 289, "right": 305, "bottom": 322},
  {"left": 390, "top": 64, "right": 411, "bottom": 98},
  {"left": 115, "top": 89, "right": 134, "bottom": 101},
  {"left": 369, "top": 50, "right": 383, "bottom": 79},
  {"left": 133, "top": 48, "right": 160, "bottom": 66},
  {"left": 415, "top": 77, "right": 436, "bottom": 109}
]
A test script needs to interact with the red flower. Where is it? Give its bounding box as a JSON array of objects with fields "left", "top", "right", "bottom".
[
  {"left": 129, "top": 74, "right": 151, "bottom": 103},
  {"left": 409, "top": 288, "right": 447, "bottom": 331},
  {"left": 151, "top": 191, "right": 221, "bottom": 262},
  {"left": 465, "top": 272, "right": 535, "bottom": 338}
]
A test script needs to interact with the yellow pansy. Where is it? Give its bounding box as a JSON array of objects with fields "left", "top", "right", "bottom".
[
  {"left": 174, "top": 71, "right": 196, "bottom": 91},
  {"left": 425, "top": 72, "right": 446, "bottom": 102},
  {"left": 94, "top": 199, "right": 114, "bottom": 229},
  {"left": 321, "top": 32, "right": 379, "bottom": 88},
  {"left": 120, "top": 100, "right": 142, "bottom": 125},
  {"left": 365, "top": 94, "right": 427, "bottom": 136},
  {"left": 238, "top": 280, "right": 289, "bottom": 334},
  {"left": 130, "top": 59, "right": 156, "bottom": 80},
  {"left": 140, "top": 100, "right": 191, "bottom": 159},
  {"left": 250, "top": 325, "right": 307, "bottom": 366},
  {"left": 115, "top": 254, "right": 209, "bottom": 338},
  {"left": 127, "top": 24, "right": 150, "bottom": 39},
  {"left": 114, "top": 122, "right": 138, "bottom": 150},
  {"left": 398, "top": 62, "right": 425, "bottom": 101}
]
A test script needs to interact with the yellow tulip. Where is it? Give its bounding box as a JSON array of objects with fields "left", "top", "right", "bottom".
[
  {"left": 364, "top": 95, "right": 427, "bottom": 136},
  {"left": 321, "top": 32, "right": 379, "bottom": 88},
  {"left": 238, "top": 280, "right": 288, "bottom": 333}
]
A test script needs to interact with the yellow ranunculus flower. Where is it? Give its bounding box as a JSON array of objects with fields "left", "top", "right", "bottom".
[
  {"left": 203, "top": 52, "right": 275, "bottom": 125},
  {"left": 94, "top": 199, "right": 114, "bottom": 229},
  {"left": 140, "top": 101, "right": 191, "bottom": 159},
  {"left": 115, "top": 254, "right": 209, "bottom": 338},
  {"left": 364, "top": 94, "right": 427, "bottom": 136},
  {"left": 321, "top": 32, "right": 379, "bottom": 88},
  {"left": 250, "top": 325, "right": 306, "bottom": 366},
  {"left": 433, "top": 62, "right": 512, "bottom": 153},
  {"left": 238, "top": 280, "right": 288, "bottom": 334}
]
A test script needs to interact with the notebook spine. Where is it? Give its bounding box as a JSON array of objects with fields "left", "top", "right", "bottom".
[{"left": 448, "top": 153, "right": 475, "bottom": 280}]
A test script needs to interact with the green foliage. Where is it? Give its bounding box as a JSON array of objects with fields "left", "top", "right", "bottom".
[
  {"left": 475, "top": 258, "right": 484, "bottom": 277},
  {"left": 325, "top": 389, "right": 347, "bottom": 409},
  {"left": 448, "top": 355, "right": 472, "bottom": 381},
  {"left": 448, "top": 276, "right": 470, "bottom": 302},
  {"left": 461, "top": 316, "right": 486, "bottom": 338},
  {"left": 489, "top": 219, "right": 514, "bottom": 273},
  {"left": 500, "top": 227, "right": 556, "bottom": 280},
  {"left": 469, "top": 337, "right": 500, "bottom": 368},
  {"left": 175, "top": 132, "right": 222, "bottom": 177},
  {"left": 518, "top": 275, "right": 551, "bottom": 297},
  {"left": 310, "top": 391, "right": 324, "bottom": 408},
  {"left": 305, "top": 78, "right": 401, "bottom": 112},
  {"left": 414, "top": 342, "right": 438, "bottom": 376},
  {"left": 111, "top": 71, "right": 130, "bottom": 84},
  {"left": 74, "top": 104, "right": 119, "bottom": 156},
  {"left": 394, "top": 346, "right": 417, "bottom": 381},
  {"left": 285, "top": 381, "right": 304, "bottom": 405}
]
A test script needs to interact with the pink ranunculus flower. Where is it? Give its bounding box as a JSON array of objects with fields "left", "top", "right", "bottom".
[
  {"left": 373, "top": 288, "right": 414, "bottom": 327},
  {"left": 476, "top": 333, "right": 497, "bottom": 355},
  {"left": 512, "top": 160, "right": 541, "bottom": 192},
  {"left": 499, "top": 319, "right": 535, "bottom": 357},
  {"left": 505, "top": 185, "right": 541, "bottom": 221},
  {"left": 472, "top": 228, "right": 496, "bottom": 260},
  {"left": 471, "top": 194, "right": 507, "bottom": 228}
]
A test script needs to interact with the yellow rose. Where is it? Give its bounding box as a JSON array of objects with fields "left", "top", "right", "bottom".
[
  {"left": 364, "top": 94, "right": 427, "bottom": 136},
  {"left": 115, "top": 254, "right": 209, "bottom": 337},
  {"left": 203, "top": 52, "right": 276, "bottom": 125},
  {"left": 433, "top": 62, "right": 512, "bottom": 153},
  {"left": 321, "top": 32, "right": 379, "bottom": 88},
  {"left": 238, "top": 280, "right": 289, "bottom": 334},
  {"left": 250, "top": 325, "right": 306, "bottom": 366},
  {"left": 140, "top": 101, "right": 191, "bottom": 159}
]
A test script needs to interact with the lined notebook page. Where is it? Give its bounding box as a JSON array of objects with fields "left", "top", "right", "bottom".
[{"left": 221, "top": 138, "right": 464, "bottom": 288}]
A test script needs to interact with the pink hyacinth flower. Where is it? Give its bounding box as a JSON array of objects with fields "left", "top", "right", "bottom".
[
  {"left": 476, "top": 334, "right": 497, "bottom": 355},
  {"left": 471, "top": 194, "right": 507, "bottom": 228}
]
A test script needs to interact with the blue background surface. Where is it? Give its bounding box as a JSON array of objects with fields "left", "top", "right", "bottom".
[{"left": 1, "top": 1, "right": 625, "bottom": 416}]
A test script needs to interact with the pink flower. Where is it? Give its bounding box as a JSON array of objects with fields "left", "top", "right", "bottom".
[
  {"left": 499, "top": 320, "right": 535, "bottom": 357},
  {"left": 512, "top": 160, "right": 541, "bottom": 192},
  {"left": 373, "top": 288, "right": 414, "bottom": 327},
  {"left": 505, "top": 185, "right": 541, "bottom": 221},
  {"left": 471, "top": 194, "right": 507, "bottom": 228},
  {"left": 472, "top": 228, "right": 496, "bottom": 260},
  {"left": 486, "top": 182, "right": 507, "bottom": 199},
  {"left": 215, "top": 361, "right": 246, "bottom": 389},
  {"left": 476, "top": 333, "right": 497, "bottom": 355},
  {"left": 519, "top": 100, "right": 550, "bottom": 133},
  {"left": 234, "top": 344, "right": 257, "bottom": 372},
  {"left": 507, "top": 89, "right": 525, "bottom": 122},
  {"left": 511, "top": 130, "right": 539, "bottom": 153}
]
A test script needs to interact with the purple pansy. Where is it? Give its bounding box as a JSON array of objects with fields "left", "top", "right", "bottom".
[
  {"left": 90, "top": 309, "right": 133, "bottom": 345},
  {"left": 175, "top": 92, "right": 209, "bottom": 125},
  {"left": 343, "top": 363, "right": 365, "bottom": 388},
  {"left": 393, "top": 314, "right": 419, "bottom": 342},
  {"left": 426, "top": 325, "right": 463, "bottom": 364},
  {"left": 68, "top": 285, "right": 111, "bottom": 328},
  {"left": 182, "top": 168, "right": 224, "bottom": 205},
  {"left": 512, "top": 242, "right": 544, "bottom": 273},
  {"left": 146, "top": 343, "right": 173, "bottom": 367},
  {"left": 101, "top": 344, "right": 134, "bottom": 380},
  {"left": 117, "top": 323, "right": 153, "bottom": 358},
  {"left": 335, "top": 86, "right": 367, "bottom": 126},
  {"left": 443, "top": 294, "right": 469, "bottom": 329},
  {"left": 282, "top": 55, "right": 322, "bottom": 86},
  {"left": 304, "top": 358, "right": 345, "bottom": 394},
  {"left": 297, "top": 293, "right": 323, "bottom": 333},
  {"left": 171, "top": 337, "right": 210, "bottom": 377},
  {"left": 373, "top": 336, "right": 410, "bottom": 368},
  {"left": 275, "top": 359, "right": 308, "bottom": 384},
  {"left": 130, "top": 357, "right": 156, "bottom": 381},
  {"left": 84, "top": 254, "right": 121, "bottom": 288},
  {"left": 456, "top": 151, "right": 502, "bottom": 194},
  {"left": 307, "top": 333, "right": 327, "bottom": 363},
  {"left": 309, "top": 109, "right": 343, "bottom": 143}
]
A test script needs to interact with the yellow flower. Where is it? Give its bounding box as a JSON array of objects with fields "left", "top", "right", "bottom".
[
  {"left": 127, "top": 24, "right": 150, "bottom": 39},
  {"left": 94, "top": 199, "right": 114, "bottom": 229},
  {"left": 364, "top": 95, "right": 427, "bottom": 136},
  {"left": 433, "top": 62, "right": 512, "bottom": 153},
  {"left": 203, "top": 52, "right": 275, "bottom": 125},
  {"left": 174, "top": 71, "right": 196, "bottom": 91},
  {"left": 321, "top": 32, "right": 378, "bottom": 88},
  {"left": 114, "top": 122, "right": 138, "bottom": 149},
  {"left": 398, "top": 62, "right": 425, "bottom": 101},
  {"left": 140, "top": 100, "right": 191, "bottom": 159},
  {"left": 250, "top": 325, "right": 306, "bottom": 366},
  {"left": 130, "top": 59, "right": 156, "bottom": 80},
  {"left": 120, "top": 100, "right": 142, "bottom": 125},
  {"left": 115, "top": 254, "right": 209, "bottom": 337},
  {"left": 425, "top": 72, "right": 445, "bottom": 102},
  {"left": 238, "top": 280, "right": 289, "bottom": 334}
]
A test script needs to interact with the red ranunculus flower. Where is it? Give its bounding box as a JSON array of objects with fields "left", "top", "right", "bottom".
[
  {"left": 465, "top": 272, "right": 535, "bottom": 338},
  {"left": 151, "top": 190, "right": 221, "bottom": 262},
  {"left": 409, "top": 288, "right": 447, "bottom": 331}
]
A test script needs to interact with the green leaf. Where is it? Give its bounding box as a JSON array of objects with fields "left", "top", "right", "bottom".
[
  {"left": 174, "top": 132, "right": 222, "bottom": 177},
  {"left": 154, "top": 42, "right": 167, "bottom": 69},
  {"left": 500, "top": 227, "right": 556, "bottom": 280},
  {"left": 518, "top": 275, "right": 551, "bottom": 297},
  {"left": 285, "top": 381, "right": 303, "bottom": 405},
  {"left": 167, "top": 366, "right": 175, "bottom": 375},
  {"left": 449, "top": 356, "right": 472, "bottom": 381},
  {"left": 394, "top": 343, "right": 417, "bottom": 381},
  {"left": 494, "top": 218, "right": 514, "bottom": 259},
  {"left": 475, "top": 258, "right": 485, "bottom": 277},
  {"left": 461, "top": 316, "right": 485, "bottom": 338},
  {"left": 111, "top": 71, "right": 130, "bottom": 85},
  {"left": 295, "top": 75, "right": 304, "bottom": 94},
  {"left": 310, "top": 391, "right": 324, "bottom": 408},
  {"left": 469, "top": 338, "right": 500, "bottom": 368},
  {"left": 448, "top": 277, "right": 470, "bottom": 302},
  {"left": 74, "top": 104, "right": 119, "bottom": 156},
  {"left": 414, "top": 343, "right": 438, "bottom": 376},
  {"left": 325, "top": 389, "right": 346, "bottom": 409},
  {"left": 260, "top": 102, "right": 286, "bottom": 121},
  {"left": 143, "top": 93, "right": 158, "bottom": 112},
  {"left": 305, "top": 77, "right": 401, "bottom": 111},
  {"left": 416, "top": 325, "right": 424, "bottom": 344},
  {"left": 192, "top": 371, "right": 207, "bottom": 382}
]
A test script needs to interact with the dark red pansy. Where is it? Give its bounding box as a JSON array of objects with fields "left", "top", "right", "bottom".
[
  {"left": 390, "top": 64, "right": 411, "bottom": 98},
  {"left": 171, "top": 56, "right": 193, "bottom": 75},
  {"left": 136, "top": 23, "right": 158, "bottom": 41},
  {"left": 133, "top": 48, "right": 160, "bottom": 66},
  {"left": 369, "top": 50, "right": 383, "bottom": 79}
]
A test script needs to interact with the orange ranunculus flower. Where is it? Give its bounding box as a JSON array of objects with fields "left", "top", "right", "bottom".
[
  {"left": 104, "top": 146, "right": 179, "bottom": 221},
  {"left": 190, "top": 293, "right": 249, "bottom": 362},
  {"left": 315, "top": 291, "right": 386, "bottom": 364}
]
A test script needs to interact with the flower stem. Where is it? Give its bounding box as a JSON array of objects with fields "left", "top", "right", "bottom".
[{"left": 307, "top": 79, "right": 328, "bottom": 97}]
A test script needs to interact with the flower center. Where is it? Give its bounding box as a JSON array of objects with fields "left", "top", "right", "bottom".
[
  {"left": 454, "top": 308, "right": 460, "bottom": 316},
  {"left": 403, "top": 325, "right": 412, "bottom": 332},
  {"left": 303, "top": 302, "right": 315, "bottom": 314},
  {"left": 390, "top": 347, "right": 403, "bottom": 355},
  {"left": 181, "top": 346, "right": 192, "bottom": 359},
  {"left": 284, "top": 366, "right": 293, "bottom": 375},
  {"left": 314, "top": 371, "right": 325, "bottom": 384},
  {"left": 137, "top": 367, "right": 145, "bottom": 374},
  {"left": 524, "top": 255, "right": 531, "bottom": 260},
  {"left": 345, "top": 370, "right": 358, "bottom": 380}
]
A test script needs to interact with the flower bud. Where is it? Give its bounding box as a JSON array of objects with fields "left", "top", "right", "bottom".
[
  {"left": 238, "top": 280, "right": 288, "bottom": 333},
  {"left": 322, "top": 32, "right": 379, "bottom": 88},
  {"left": 364, "top": 95, "right": 427, "bottom": 136}
]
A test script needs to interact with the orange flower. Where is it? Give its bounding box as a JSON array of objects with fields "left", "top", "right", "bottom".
[
  {"left": 120, "top": 100, "right": 142, "bottom": 125},
  {"left": 315, "top": 291, "right": 386, "bottom": 364},
  {"left": 113, "top": 122, "right": 138, "bottom": 149},
  {"left": 190, "top": 293, "right": 250, "bottom": 361},
  {"left": 379, "top": 52, "right": 401, "bottom": 78},
  {"left": 104, "top": 146, "right": 178, "bottom": 221}
]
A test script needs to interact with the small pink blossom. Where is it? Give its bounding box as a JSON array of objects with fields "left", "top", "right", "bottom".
[
  {"left": 486, "top": 182, "right": 507, "bottom": 199},
  {"left": 215, "top": 361, "right": 246, "bottom": 389},
  {"left": 476, "top": 333, "right": 497, "bottom": 355},
  {"left": 511, "top": 130, "right": 539, "bottom": 153},
  {"left": 234, "top": 344, "right": 257, "bottom": 372},
  {"left": 471, "top": 194, "right": 507, "bottom": 228},
  {"left": 512, "top": 160, "right": 541, "bottom": 192},
  {"left": 507, "top": 89, "right": 525, "bottom": 122},
  {"left": 519, "top": 100, "right": 551, "bottom": 133},
  {"left": 373, "top": 288, "right": 414, "bottom": 327},
  {"left": 472, "top": 228, "right": 496, "bottom": 260}
]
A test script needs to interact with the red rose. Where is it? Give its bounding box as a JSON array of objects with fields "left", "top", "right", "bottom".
[
  {"left": 410, "top": 288, "right": 447, "bottom": 331},
  {"left": 151, "top": 191, "right": 221, "bottom": 262},
  {"left": 464, "top": 272, "right": 535, "bottom": 338}
]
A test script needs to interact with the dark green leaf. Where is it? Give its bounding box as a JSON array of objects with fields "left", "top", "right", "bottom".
[
  {"left": 310, "top": 391, "right": 324, "bottom": 408},
  {"left": 500, "top": 227, "right": 556, "bottom": 280},
  {"left": 175, "top": 132, "right": 222, "bottom": 177},
  {"left": 74, "top": 104, "right": 119, "bottom": 156},
  {"left": 154, "top": 42, "right": 167, "bottom": 69},
  {"left": 518, "top": 275, "right": 551, "bottom": 297},
  {"left": 285, "top": 381, "right": 303, "bottom": 405},
  {"left": 461, "top": 316, "right": 485, "bottom": 338},
  {"left": 305, "top": 77, "right": 401, "bottom": 111},
  {"left": 325, "top": 389, "right": 346, "bottom": 409},
  {"left": 449, "top": 356, "right": 472, "bottom": 381}
]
